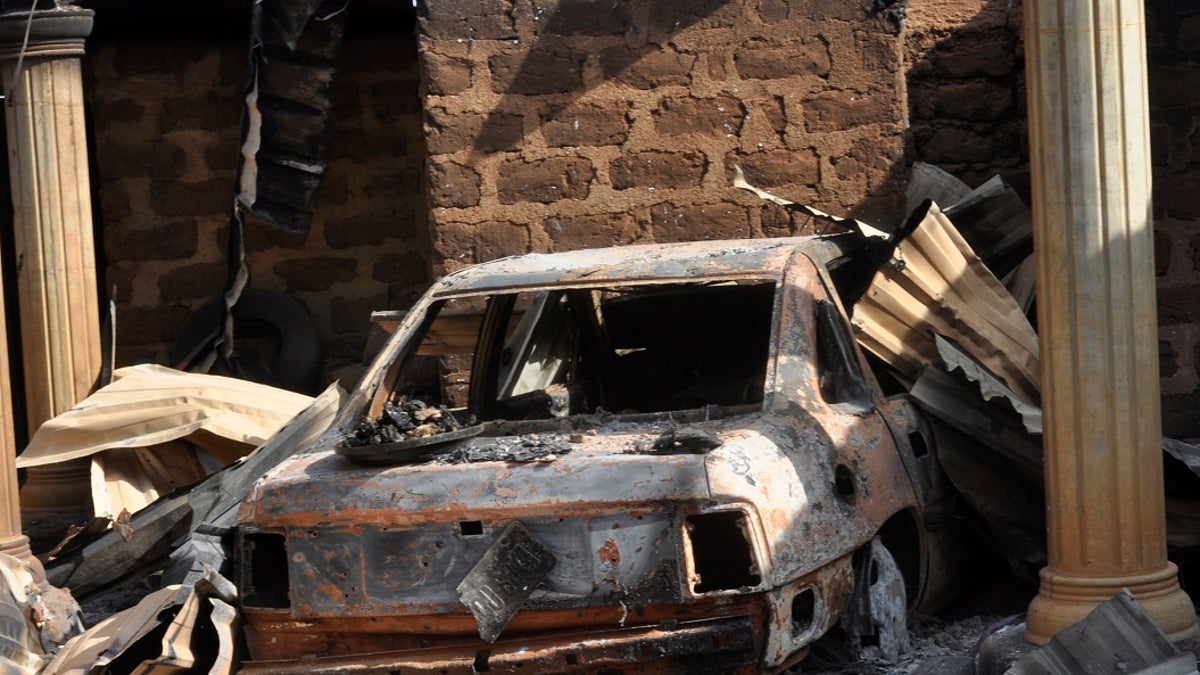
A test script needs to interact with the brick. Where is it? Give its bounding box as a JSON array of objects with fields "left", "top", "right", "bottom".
[
  {"left": 93, "top": 99, "right": 145, "bottom": 125},
  {"left": 423, "top": 53, "right": 472, "bottom": 95},
  {"left": 730, "top": 148, "right": 819, "bottom": 188},
  {"left": 1159, "top": 285, "right": 1200, "bottom": 323},
  {"left": 275, "top": 257, "right": 358, "bottom": 292},
  {"left": 759, "top": 0, "right": 790, "bottom": 24},
  {"left": 648, "top": 0, "right": 741, "bottom": 37},
  {"left": 113, "top": 43, "right": 206, "bottom": 78},
  {"left": 203, "top": 139, "right": 240, "bottom": 176},
  {"left": 789, "top": 0, "right": 877, "bottom": 22},
  {"left": 653, "top": 96, "right": 746, "bottom": 137},
  {"left": 116, "top": 304, "right": 192, "bottom": 346},
  {"left": 932, "top": 37, "right": 1016, "bottom": 79},
  {"left": 1191, "top": 234, "right": 1200, "bottom": 274},
  {"left": 599, "top": 46, "right": 695, "bottom": 89},
  {"left": 434, "top": 221, "right": 480, "bottom": 265},
  {"left": 317, "top": 172, "right": 350, "bottom": 205},
  {"left": 429, "top": 162, "right": 482, "bottom": 208},
  {"left": 610, "top": 150, "right": 707, "bottom": 190},
  {"left": 325, "top": 210, "right": 417, "bottom": 249},
  {"left": 419, "top": 0, "right": 517, "bottom": 40},
  {"left": 917, "top": 126, "right": 999, "bottom": 165},
  {"left": 105, "top": 220, "right": 198, "bottom": 262},
  {"left": 104, "top": 265, "right": 136, "bottom": 306},
  {"left": 96, "top": 142, "right": 187, "bottom": 182},
  {"left": 802, "top": 89, "right": 895, "bottom": 131},
  {"left": 477, "top": 222, "right": 531, "bottom": 261},
  {"left": 97, "top": 187, "right": 134, "bottom": 225},
  {"left": 536, "top": 0, "right": 632, "bottom": 36},
  {"left": 242, "top": 219, "right": 309, "bottom": 252},
  {"left": 1163, "top": 390, "right": 1200, "bottom": 438},
  {"left": 1161, "top": 338, "right": 1180, "bottom": 379},
  {"left": 160, "top": 97, "right": 238, "bottom": 133},
  {"left": 544, "top": 212, "right": 643, "bottom": 250},
  {"left": 1156, "top": 229, "right": 1171, "bottom": 277},
  {"left": 734, "top": 41, "right": 831, "bottom": 80},
  {"left": 930, "top": 81, "right": 1013, "bottom": 122},
  {"left": 426, "top": 108, "right": 524, "bottom": 155},
  {"left": 158, "top": 262, "right": 227, "bottom": 301},
  {"left": 763, "top": 96, "right": 787, "bottom": 137},
  {"left": 650, "top": 201, "right": 752, "bottom": 242},
  {"left": 151, "top": 178, "right": 230, "bottom": 218},
  {"left": 761, "top": 203, "right": 803, "bottom": 237},
  {"left": 219, "top": 48, "right": 247, "bottom": 89},
  {"left": 360, "top": 82, "right": 423, "bottom": 121},
  {"left": 497, "top": 157, "right": 594, "bottom": 204},
  {"left": 1155, "top": 174, "right": 1200, "bottom": 219},
  {"left": 364, "top": 166, "right": 423, "bottom": 200},
  {"left": 489, "top": 45, "right": 586, "bottom": 95},
  {"left": 386, "top": 282, "right": 426, "bottom": 311},
  {"left": 541, "top": 103, "right": 631, "bottom": 147},
  {"left": 331, "top": 294, "right": 388, "bottom": 334},
  {"left": 1148, "top": 65, "right": 1200, "bottom": 111},
  {"left": 831, "top": 138, "right": 901, "bottom": 181},
  {"left": 373, "top": 251, "right": 429, "bottom": 285},
  {"left": 328, "top": 121, "right": 408, "bottom": 161}
]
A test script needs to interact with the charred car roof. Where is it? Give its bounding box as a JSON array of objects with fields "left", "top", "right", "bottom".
[{"left": 429, "top": 234, "right": 861, "bottom": 294}]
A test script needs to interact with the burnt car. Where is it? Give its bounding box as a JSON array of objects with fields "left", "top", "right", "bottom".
[{"left": 235, "top": 235, "right": 969, "bottom": 673}]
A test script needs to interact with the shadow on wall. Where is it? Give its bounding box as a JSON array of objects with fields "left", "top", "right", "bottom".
[
  {"left": 904, "top": 0, "right": 1028, "bottom": 199},
  {"left": 1145, "top": 0, "right": 1200, "bottom": 438},
  {"left": 458, "top": 0, "right": 736, "bottom": 160}
]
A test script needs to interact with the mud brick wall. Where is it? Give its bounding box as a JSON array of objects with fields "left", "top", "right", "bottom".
[
  {"left": 1148, "top": 0, "right": 1200, "bottom": 438},
  {"left": 905, "top": 0, "right": 1027, "bottom": 195},
  {"left": 86, "top": 13, "right": 427, "bottom": 372},
  {"left": 416, "top": 0, "right": 911, "bottom": 275}
]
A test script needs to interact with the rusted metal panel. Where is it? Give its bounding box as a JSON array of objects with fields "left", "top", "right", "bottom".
[{"left": 240, "top": 616, "right": 760, "bottom": 674}]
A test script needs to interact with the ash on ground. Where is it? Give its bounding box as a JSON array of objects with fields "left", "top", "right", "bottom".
[{"left": 342, "top": 398, "right": 473, "bottom": 446}]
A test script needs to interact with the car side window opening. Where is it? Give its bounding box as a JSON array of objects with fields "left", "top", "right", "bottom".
[
  {"left": 388, "top": 282, "right": 777, "bottom": 421},
  {"left": 813, "top": 297, "right": 874, "bottom": 414}
]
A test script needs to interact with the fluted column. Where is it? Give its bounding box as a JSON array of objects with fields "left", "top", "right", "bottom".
[
  {"left": 1024, "top": 0, "right": 1198, "bottom": 644},
  {"left": 0, "top": 259, "right": 41, "bottom": 585},
  {"left": 0, "top": 8, "right": 100, "bottom": 547}
]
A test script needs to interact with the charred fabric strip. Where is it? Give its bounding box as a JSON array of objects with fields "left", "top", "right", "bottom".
[{"left": 236, "top": 0, "right": 346, "bottom": 234}]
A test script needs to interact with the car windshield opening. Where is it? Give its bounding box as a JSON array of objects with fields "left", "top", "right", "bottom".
[{"left": 385, "top": 281, "right": 776, "bottom": 422}]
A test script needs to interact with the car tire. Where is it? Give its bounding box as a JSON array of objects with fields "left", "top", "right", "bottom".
[{"left": 170, "top": 288, "right": 323, "bottom": 395}]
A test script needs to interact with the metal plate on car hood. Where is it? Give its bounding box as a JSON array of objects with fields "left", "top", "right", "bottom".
[{"left": 457, "top": 521, "right": 556, "bottom": 642}]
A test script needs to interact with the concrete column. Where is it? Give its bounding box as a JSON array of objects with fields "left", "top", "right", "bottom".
[
  {"left": 1024, "top": 0, "right": 1198, "bottom": 644},
  {"left": 0, "top": 7, "right": 100, "bottom": 547},
  {"left": 0, "top": 257, "right": 42, "bottom": 586}
]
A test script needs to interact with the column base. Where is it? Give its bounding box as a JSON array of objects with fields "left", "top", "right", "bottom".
[
  {"left": 1026, "top": 563, "right": 1199, "bottom": 644},
  {"left": 0, "top": 533, "right": 46, "bottom": 589},
  {"left": 19, "top": 460, "right": 93, "bottom": 552}
]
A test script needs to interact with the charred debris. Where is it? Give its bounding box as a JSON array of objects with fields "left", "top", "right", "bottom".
[{"left": 5, "top": 162, "right": 1200, "bottom": 673}]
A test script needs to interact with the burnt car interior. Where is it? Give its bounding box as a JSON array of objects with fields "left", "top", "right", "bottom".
[{"left": 380, "top": 281, "right": 777, "bottom": 422}]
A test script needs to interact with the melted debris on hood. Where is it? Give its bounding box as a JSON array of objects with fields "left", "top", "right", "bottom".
[
  {"left": 342, "top": 398, "right": 474, "bottom": 447},
  {"left": 431, "top": 433, "right": 574, "bottom": 464},
  {"left": 625, "top": 427, "right": 724, "bottom": 455}
]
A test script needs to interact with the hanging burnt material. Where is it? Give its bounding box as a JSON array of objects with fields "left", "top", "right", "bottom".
[{"left": 236, "top": 0, "right": 347, "bottom": 235}]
